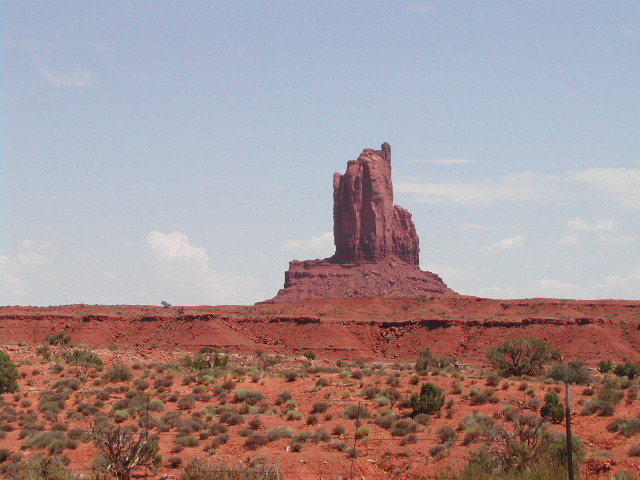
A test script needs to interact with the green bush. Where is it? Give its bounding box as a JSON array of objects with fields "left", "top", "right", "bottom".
[
  {"left": 540, "top": 392, "right": 565, "bottom": 424},
  {"left": 415, "top": 347, "right": 458, "bottom": 373},
  {"left": 614, "top": 361, "right": 640, "bottom": 380},
  {"left": 342, "top": 404, "right": 371, "bottom": 420},
  {"left": 3, "top": 454, "right": 78, "bottom": 480},
  {"left": 232, "top": 390, "right": 265, "bottom": 405},
  {"left": 410, "top": 383, "right": 445, "bottom": 416},
  {"left": 487, "top": 338, "right": 556, "bottom": 377},
  {"left": 0, "top": 350, "right": 19, "bottom": 393},
  {"left": 103, "top": 365, "right": 133, "bottom": 383},
  {"left": 547, "top": 360, "right": 593, "bottom": 385},
  {"left": 46, "top": 332, "right": 71, "bottom": 346}
]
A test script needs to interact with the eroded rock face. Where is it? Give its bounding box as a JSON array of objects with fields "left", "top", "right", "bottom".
[
  {"left": 332, "top": 143, "right": 419, "bottom": 265},
  {"left": 263, "top": 143, "right": 456, "bottom": 303}
]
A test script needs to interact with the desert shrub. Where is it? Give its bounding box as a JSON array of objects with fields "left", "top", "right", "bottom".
[
  {"left": 410, "top": 383, "right": 445, "bottom": 416},
  {"left": 540, "top": 392, "right": 565, "bottom": 424},
  {"left": 103, "top": 365, "right": 133, "bottom": 383},
  {"left": 219, "top": 410, "right": 244, "bottom": 426},
  {"left": 584, "top": 383, "right": 625, "bottom": 416},
  {"left": 306, "top": 414, "right": 318, "bottom": 425},
  {"left": 614, "top": 361, "right": 640, "bottom": 380},
  {"left": 244, "top": 432, "right": 270, "bottom": 450},
  {"left": 629, "top": 444, "right": 640, "bottom": 457},
  {"left": 285, "top": 410, "right": 303, "bottom": 421},
  {"left": 607, "top": 418, "right": 640, "bottom": 437},
  {"left": 153, "top": 375, "right": 174, "bottom": 391},
  {"left": 167, "top": 456, "right": 183, "bottom": 468},
  {"left": 46, "top": 332, "right": 71, "bottom": 346},
  {"left": 400, "top": 433, "right": 419, "bottom": 445},
  {"left": 177, "top": 396, "right": 196, "bottom": 411},
  {"left": 311, "top": 401, "right": 330, "bottom": 414},
  {"left": 342, "top": 404, "right": 371, "bottom": 420},
  {"left": 174, "top": 434, "right": 200, "bottom": 448},
  {"left": 486, "top": 373, "right": 501, "bottom": 387},
  {"left": 181, "top": 347, "right": 229, "bottom": 371},
  {"left": 361, "top": 386, "right": 381, "bottom": 399},
  {"left": 303, "top": 351, "right": 316, "bottom": 360},
  {"left": 315, "top": 377, "right": 331, "bottom": 387},
  {"left": 547, "top": 360, "right": 593, "bottom": 385},
  {"left": 25, "top": 431, "right": 76, "bottom": 454},
  {"left": 487, "top": 338, "right": 556, "bottom": 377},
  {"left": 348, "top": 426, "right": 367, "bottom": 440},
  {"left": 374, "top": 413, "right": 400, "bottom": 429},
  {"left": 391, "top": 419, "right": 420, "bottom": 437},
  {"left": 266, "top": 427, "right": 293, "bottom": 441},
  {"left": 436, "top": 425, "right": 458, "bottom": 444},
  {"left": 62, "top": 348, "right": 103, "bottom": 376},
  {"left": 598, "top": 359, "right": 614, "bottom": 374},
  {"left": 39, "top": 391, "right": 69, "bottom": 415},
  {"left": 3, "top": 454, "right": 77, "bottom": 480},
  {"left": 332, "top": 424, "right": 346, "bottom": 435},
  {"left": 457, "top": 410, "right": 584, "bottom": 479},
  {"left": 306, "top": 366, "right": 338, "bottom": 375},
  {"left": 282, "top": 370, "right": 299, "bottom": 382},
  {"left": 274, "top": 390, "right": 293, "bottom": 405},
  {"left": 461, "top": 412, "right": 496, "bottom": 445},
  {"left": 470, "top": 387, "right": 500, "bottom": 405},
  {"left": 430, "top": 444, "right": 448, "bottom": 459},
  {"left": 133, "top": 379, "right": 150, "bottom": 391},
  {"left": 90, "top": 422, "right": 161, "bottom": 480},
  {"left": 52, "top": 378, "right": 82, "bottom": 393},
  {"left": 232, "top": 390, "right": 265, "bottom": 405},
  {"left": 0, "top": 350, "right": 19, "bottom": 394},
  {"left": 415, "top": 348, "right": 458, "bottom": 373},
  {"left": 177, "top": 458, "right": 283, "bottom": 480},
  {"left": 113, "top": 410, "right": 130, "bottom": 423}
]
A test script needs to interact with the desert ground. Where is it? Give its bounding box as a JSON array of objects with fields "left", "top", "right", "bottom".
[{"left": 0, "top": 296, "right": 639, "bottom": 479}]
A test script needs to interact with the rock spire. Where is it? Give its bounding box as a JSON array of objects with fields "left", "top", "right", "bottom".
[
  {"left": 262, "top": 143, "right": 456, "bottom": 303},
  {"left": 332, "top": 142, "right": 419, "bottom": 264}
]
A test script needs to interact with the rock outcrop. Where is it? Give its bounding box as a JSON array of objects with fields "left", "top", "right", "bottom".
[
  {"left": 332, "top": 143, "right": 419, "bottom": 265},
  {"left": 263, "top": 143, "right": 456, "bottom": 303}
]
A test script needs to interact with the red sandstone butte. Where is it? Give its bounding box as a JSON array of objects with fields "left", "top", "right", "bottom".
[{"left": 264, "top": 143, "right": 456, "bottom": 303}]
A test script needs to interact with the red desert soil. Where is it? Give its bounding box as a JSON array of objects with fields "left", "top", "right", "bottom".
[
  {"left": 1, "top": 296, "right": 639, "bottom": 480},
  {"left": 1, "top": 296, "right": 639, "bottom": 363}
]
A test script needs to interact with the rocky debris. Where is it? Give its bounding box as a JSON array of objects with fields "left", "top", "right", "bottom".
[{"left": 264, "top": 143, "right": 456, "bottom": 303}]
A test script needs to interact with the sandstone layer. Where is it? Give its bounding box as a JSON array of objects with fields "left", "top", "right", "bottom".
[{"left": 265, "top": 143, "right": 456, "bottom": 303}]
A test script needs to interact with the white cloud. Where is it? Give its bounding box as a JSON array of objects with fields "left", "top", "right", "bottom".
[
  {"left": 572, "top": 168, "right": 640, "bottom": 210},
  {"left": 0, "top": 240, "right": 52, "bottom": 303},
  {"left": 147, "top": 230, "right": 209, "bottom": 265},
  {"left": 558, "top": 234, "right": 582, "bottom": 246},
  {"left": 597, "top": 236, "right": 637, "bottom": 244},
  {"left": 396, "top": 172, "right": 557, "bottom": 205},
  {"left": 478, "top": 265, "right": 640, "bottom": 300},
  {"left": 409, "top": 158, "right": 475, "bottom": 165},
  {"left": 146, "top": 230, "right": 262, "bottom": 305},
  {"left": 35, "top": 62, "right": 93, "bottom": 87},
  {"left": 421, "top": 264, "right": 472, "bottom": 284},
  {"left": 281, "top": 231, "right": 334, "bottom": 258},
  {"left": 9, "top": 41, "right": 94, "bottom": 87},
  {"left": 566, "top": 218, "right": 615, "bottom": 231},
  {"left": 480, "top": 234, "right": 526, "bottom": 253}
]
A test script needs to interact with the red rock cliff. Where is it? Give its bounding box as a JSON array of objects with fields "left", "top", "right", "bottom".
[
  {"left": 262, "top": 143, "right": 456, "bottom": 303},
  {"left": 332, "top": 143, "right": 419, "bottom": 265}
]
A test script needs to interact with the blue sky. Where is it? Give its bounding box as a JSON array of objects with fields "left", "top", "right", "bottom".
[{"left": 2, "top": 1, "right": 639, "bottom": 305}]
